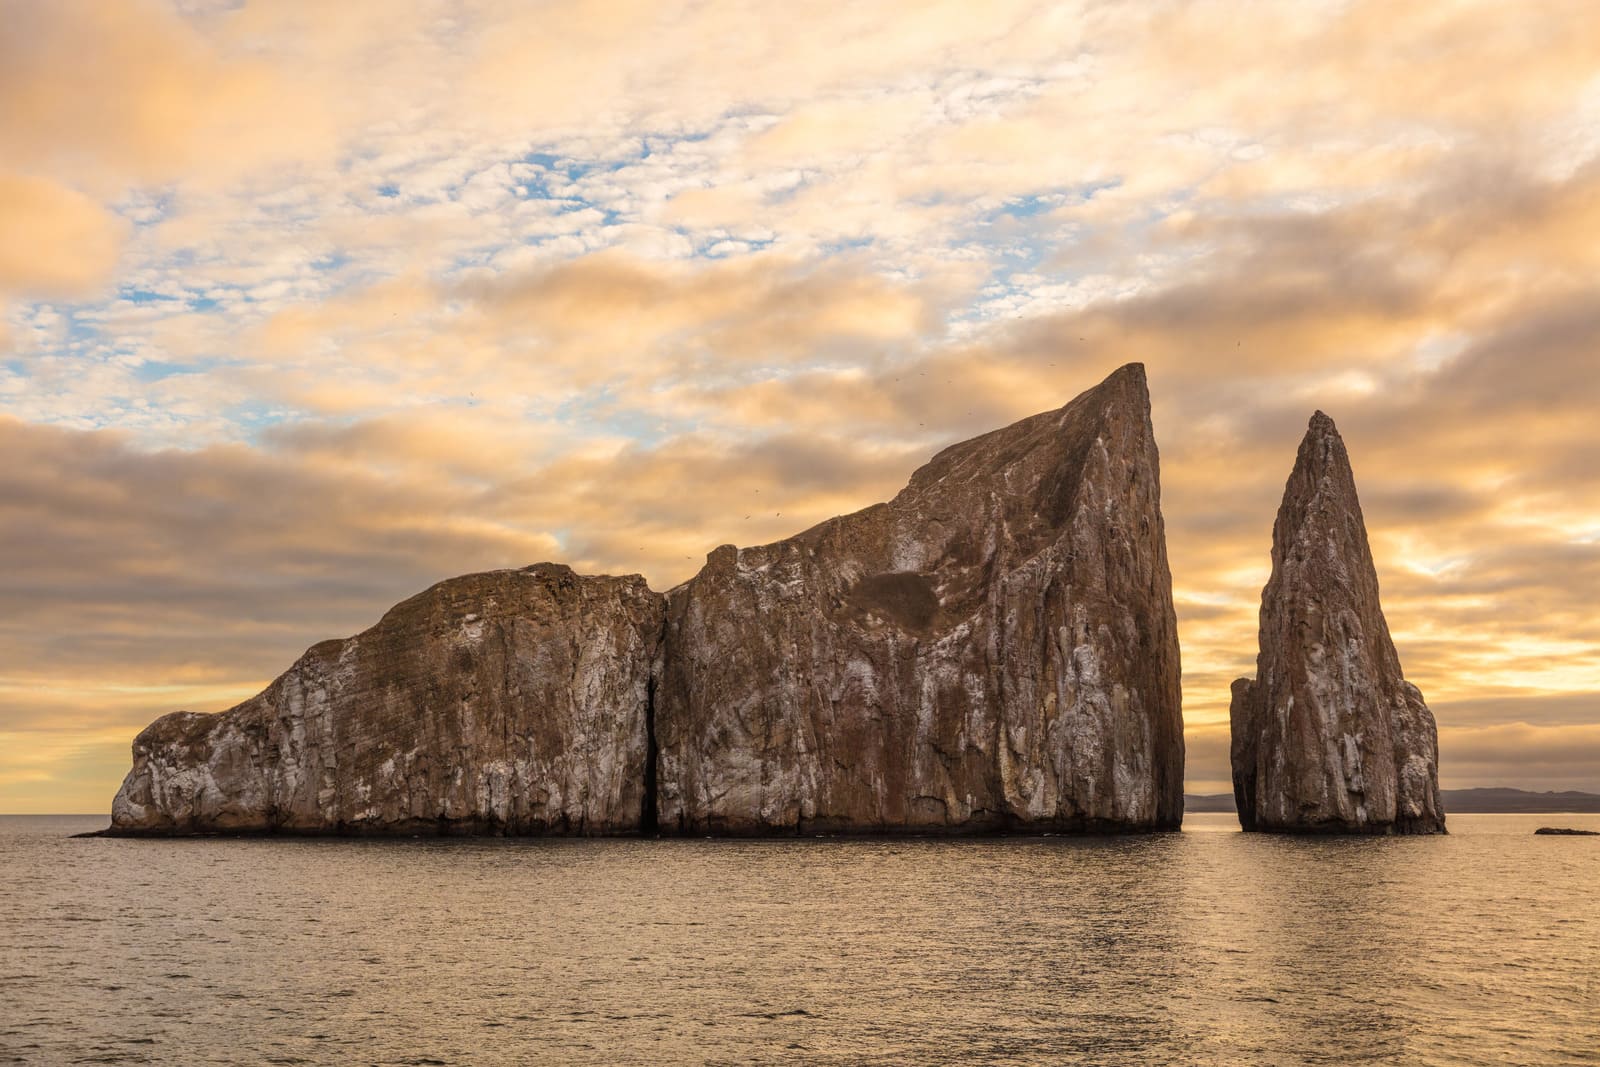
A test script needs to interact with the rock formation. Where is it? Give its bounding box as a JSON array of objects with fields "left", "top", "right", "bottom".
[
  {"left": 1230, "top": 412, "right": 1445, "bottom": 834},
  {"left": 111, "top": 565, "right": 663, "bottom": 834},
  {"left": 655, "top": 363, "right": 1183, "bottom": 832},
  {"left": 109, "top": 363, "right": 1184, "bottom": 835}
]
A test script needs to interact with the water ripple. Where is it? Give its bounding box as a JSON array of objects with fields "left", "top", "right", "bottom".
[{"left": 0, "top": 813, "right": 1595, "bottom": 1064}]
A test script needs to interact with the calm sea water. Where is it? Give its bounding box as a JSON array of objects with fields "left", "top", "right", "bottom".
[{"left": 2, "top": 814, "right": 1597, "bottom": 1066}]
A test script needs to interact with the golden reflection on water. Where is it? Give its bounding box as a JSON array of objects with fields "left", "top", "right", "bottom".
[{"left": 1, "top": 813, "right": 1596, "bottom": 1065}]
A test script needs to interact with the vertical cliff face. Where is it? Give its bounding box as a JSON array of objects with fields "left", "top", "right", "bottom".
[
  {"left": 110, "top": 565, "right": 665, "bottom": 835},
  {"left": 1230, "top": 413, "right": 1445, "bottom": 835},
  {"left": 653, "top": 364, "right": 1184, "bottom": 833}
]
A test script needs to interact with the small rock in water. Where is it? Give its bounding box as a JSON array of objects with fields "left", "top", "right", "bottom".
[{"left": 1533, "top": 827, "right": 1599, "bottom": 835}]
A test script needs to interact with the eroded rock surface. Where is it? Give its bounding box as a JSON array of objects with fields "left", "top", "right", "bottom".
[
  {"left": 109, "top": 364, "right": 1185, "bottom": 836},
  {"left": 110, "top": 565, "right": 664, "bottom": 835},
  {"left": 1230, "top": 413, "right": 1445, "bottom": 835},
  {"left": 654, "top": 363, "right": 1184, "bottom": 833}
]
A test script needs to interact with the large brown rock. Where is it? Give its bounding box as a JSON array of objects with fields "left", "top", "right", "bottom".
[
  {"left": 110, "top": 565, "right": 664, "bottom": 835},
  {"left": 1230, "top": 412, "right": 1445, "bottom": 834},
  {"left": 107, "top": 364, "right": 1185, "bottom": 836},
  {"left": 654, "top": 363, "right": 1184, "bottom": 833}
]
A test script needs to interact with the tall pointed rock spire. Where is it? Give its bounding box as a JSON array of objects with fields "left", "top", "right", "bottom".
[{"left": 1230, "top": 412, "right": 1445, "bottom": 834}]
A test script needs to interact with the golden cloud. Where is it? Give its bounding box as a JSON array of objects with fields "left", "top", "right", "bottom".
[
  {"left": 0, "top": 0, "right": 336, "bottom": 190},
  {"left": 4, "top": 1, "right": 1600, "bottom": 812},
  {"left": 0, "top": 172, "right": 125, "bottom": 298}
]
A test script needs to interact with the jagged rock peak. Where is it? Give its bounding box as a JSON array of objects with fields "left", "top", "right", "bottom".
[
  {"left": 1230, "top": 411, "right": 1445, "bottom": 834},
  {"left": 655, "top": 362, "right": 1184, "bottom": 834}
]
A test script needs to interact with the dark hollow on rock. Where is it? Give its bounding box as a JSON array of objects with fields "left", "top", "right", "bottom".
[
  {"left": 107, "top": 364, "right": 1184, "bottom": 836},
  {"left": 1230, "top": 413, "right": 1445, "bottom": 835}
]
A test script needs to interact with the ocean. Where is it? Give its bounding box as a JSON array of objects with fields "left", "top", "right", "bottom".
[{"left": 2, "top": 813, "right": 1596, "bottom": 1065}]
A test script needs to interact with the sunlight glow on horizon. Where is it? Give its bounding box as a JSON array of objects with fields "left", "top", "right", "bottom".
[{"left": 3, "top": 0, "right": 1599, "bottom": 811}]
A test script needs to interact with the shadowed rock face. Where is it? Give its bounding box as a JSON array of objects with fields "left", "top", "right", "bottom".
[
  {"left": 1230, "top": 413, "right": 1445, "bottom": 835},
  {"left": 655, "top": 363, "right": 1184, "bottom": 833},
  {"left": 110, "top": 565, "right": 664, "bottom": 835},
  {"left": 109, "top": 364, "right": 1184, "bottom": 836}
]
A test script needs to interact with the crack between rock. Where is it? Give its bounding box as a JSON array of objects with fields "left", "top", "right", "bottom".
[{"left": 640, "top": 610, "right": 667, "bottom": 835}]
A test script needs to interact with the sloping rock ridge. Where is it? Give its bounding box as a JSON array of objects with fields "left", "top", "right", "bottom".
[
  {"left": 1230, "top": 412, "right": 1445, "bottom": 835},
  {"left": 111, "top": 565, "right": 663, "bottom": 835},
  {"left": 109, "top": 363, "right": 1184, "bottom": 835},
  {"left": 656, "top": 363, "right": 1183, "bottom": 833}
]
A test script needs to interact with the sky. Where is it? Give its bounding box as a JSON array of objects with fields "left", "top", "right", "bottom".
[{"left": 2, "top": 0, "right": 1599, "bottom": 812}]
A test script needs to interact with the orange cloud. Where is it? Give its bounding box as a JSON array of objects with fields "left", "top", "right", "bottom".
[
  {"left": 4, "top": 1, "right": 1600, "bottom": 813},
  {"left": 0, "top": 172, "right": 125, "bottom": 298},
  {"left": 0, "top": 0, "right": 335, "bottom": 190}
]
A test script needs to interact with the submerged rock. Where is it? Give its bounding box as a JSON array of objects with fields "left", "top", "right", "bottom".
[
  {"left": 1230, "top": 413, "right": 1445, "bottom": 835},
  {"left": 110, "top": 565, "right": 664, "bottom": 835},
  {"left": 1533, "top": 827, "right": 1599, "bottom": 836},
  {"left": 109, "top": 364, "right": 1184, "bottom": 836},
  {"left": 655, "top": 363, "right": 1184, "bottom": 833}
]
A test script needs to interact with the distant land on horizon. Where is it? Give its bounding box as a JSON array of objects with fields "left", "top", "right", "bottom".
[
  {"left": 12, "top": 786, "right": 1600, "bottom": 820},
  {"left": 1185, "top": 787, "right": 1600, "bottom": 814}
]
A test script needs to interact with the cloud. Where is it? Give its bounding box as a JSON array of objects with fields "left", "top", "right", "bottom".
[
  {"left": 4, "top": 1, "right": 1600, "bottom": 810},
  {"left": 1440, "top": 723, "right": 1600, "bottom": 793},
  {"left": 0, "top": 174, "right": 125, "bottom": 350},
  {"left": 0, "top": 173, "right": 126, "bottom": 299},
  {"left": 231, "top": 250, "right": 956, "bottom": 426},
  {"left": 456, "top": 251, "right": 940, "bottom": 366},
  {"left": 0, "top": 0, "right": 337, "bottom": 189}
]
